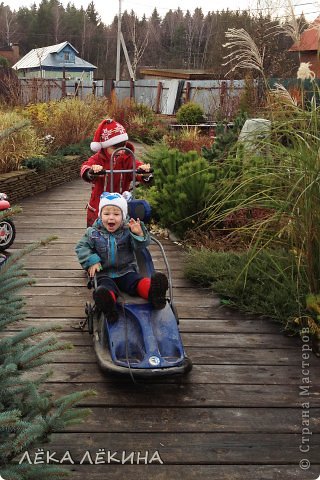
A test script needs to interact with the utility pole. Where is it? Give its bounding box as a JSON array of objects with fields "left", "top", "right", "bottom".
[{"left": 116, "top": 0, "right": 121, "bottom": 82}]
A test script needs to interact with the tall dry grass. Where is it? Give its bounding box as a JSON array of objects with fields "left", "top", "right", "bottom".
[
  {"left": 0, "top": 111, "right": 44, "bottom": 173},
  {"left": 23, "top": 96, "right": 109, "bottom": 150}
]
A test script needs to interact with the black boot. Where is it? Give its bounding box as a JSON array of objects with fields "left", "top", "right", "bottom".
[
  {"left": 148, "top": 272, "right": 168, "bottom": 309},
  {"left": 93, "top": 286, "right": 118, "bottom": 322}
]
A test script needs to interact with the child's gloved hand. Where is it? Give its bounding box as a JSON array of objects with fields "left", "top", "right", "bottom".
[
  {"left": 128, "top": 218, "right": 143, "bottom": 237},
  {"left": 88, "top": 262, "right": 102, "bottom": 277},
  {"left": 138, "top": 163, "right": 151, "bottom": 172},
  {"left": 91, "top": 164, "right": 103, "bottom": 173}
]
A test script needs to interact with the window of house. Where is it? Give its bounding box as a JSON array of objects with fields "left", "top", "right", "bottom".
[{"left": 64, "top": 52, "right": 70, "bottom": 61}]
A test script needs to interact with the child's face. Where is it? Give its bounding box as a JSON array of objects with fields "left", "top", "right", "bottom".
[
  {"left": 106, "top": 141, "right": 127, "bottom": 156},
  {"left": 101, "top": 205, "right": 123, "bottom": 232}
]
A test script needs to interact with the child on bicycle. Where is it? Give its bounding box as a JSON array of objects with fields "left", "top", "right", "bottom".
[
  {"left": 75, "top": 192, "right": 168, "bottom": 322},
  {"left": 81, "top": 118, "right": 152, "bottom": 226}
]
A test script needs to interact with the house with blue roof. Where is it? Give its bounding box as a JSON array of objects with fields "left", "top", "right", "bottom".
[{"left": 12, "top": 41, "right": 96, "bottom": 81}]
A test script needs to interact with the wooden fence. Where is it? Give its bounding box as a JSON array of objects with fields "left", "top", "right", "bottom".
[
  {"left": 17, "top": 78, "right": 105, "bottom": 104},
  {"left": 113, "top": 79, "right": 250, "bottom": 118}
]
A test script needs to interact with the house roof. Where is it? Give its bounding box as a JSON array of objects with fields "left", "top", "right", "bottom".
[
  {"left": 12, "top": 41, "right": 96, "bottom": 70},
  {"left": 289, "top": 16, "right": 320, "bottom": 52},
  {"left": 139, "top": 68, "right": 215, "bottom": 80}
]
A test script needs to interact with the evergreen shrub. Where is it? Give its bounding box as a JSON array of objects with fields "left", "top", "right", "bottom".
[
  {"left": 21, "top": 155, "right": 65, "bottom": 172},
  {"left": 140, "top": 144, "right": 213, "bottom": 237},
  {"left": 0, "top": 56, "right": 10, "bottom": 67},
  {"left": 176, "top": 102, "right": 205, "bottom": 125},
  {"left": 55, "top": 138, "right": 91, "bottom": 157},
  {"left": 184, "top": 247, "right": 307, "bottom": 330},
  {"left": 202, "top": 111, "right": 247, "bottom": 162}
]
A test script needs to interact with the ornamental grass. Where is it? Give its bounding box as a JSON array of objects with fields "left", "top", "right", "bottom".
[{"left": 0, "top": 111, "right": 44, "bottom": 174}]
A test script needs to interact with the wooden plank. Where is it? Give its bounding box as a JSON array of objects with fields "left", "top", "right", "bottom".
[
  {"left": 27, "top": 432, "right": 320, "bottom": 464},
  {"left": 21, "top": 256, "right": 186, "bottom": 270},
  {"left": 14, "top": 271, "right": 195, "bottom": 287},
  {"left": 0, "top": 335, "right": 312, "bottom": 366},
  {"left": 11, "top": 317, "right": 283, "bottom": 334},
  {"left": 29, "top": 363, "right": 309, "bottom": 385},
  {"left": 58, "top": 406, "right": 320, "bottom": 433},
  {"left": 24, "top": 305, "right": 245, "bottom": 320},
  {"left": 4, "top": 329, "right": 301, "bottom": 349},
  {"left": 21, "top": 286, "right": 211, "bottom": 300},
  {"left": 40, "top": 345, "right": 316, "bottom": 366},
  {"left": 45, "top": 383, "right": 320, "bottom": 407},
  {"left": 56, "top": 465, "right": 320, "bottom": 480},
  {"left": 11, "top": 243, "right": 183, "bottom": 253}
]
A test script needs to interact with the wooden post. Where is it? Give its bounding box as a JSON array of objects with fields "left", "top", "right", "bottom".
[
  {"left": 185, "top": 81, "right": 191, "bottom": 102},
  {"left": 220, "top": 80, "right": 227, "bottom": 109},
  {"left": 155, "top": 81, "right": 162, "bottom": 113},
  {"left": 110, "top": 79, "right": 116, "bottom": 102},
  {"left": 61, "top": 79, "right": 66, "bottom": 98},
  {"left": 130, "top": 77, "right": 134, "bottom": 100}
]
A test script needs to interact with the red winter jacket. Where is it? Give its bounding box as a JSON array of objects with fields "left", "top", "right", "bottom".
[{"left": 80, "top": 142, "right": 144, "bottom": 226}]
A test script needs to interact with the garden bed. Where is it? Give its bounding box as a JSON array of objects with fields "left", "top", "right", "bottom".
[{"left": 0, "top": 155, "right": 83, "bottom": 204}]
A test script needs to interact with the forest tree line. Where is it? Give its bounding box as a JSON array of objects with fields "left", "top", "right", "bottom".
[{"left": 0, "top": 0, "right": 304, "bottom": 80}]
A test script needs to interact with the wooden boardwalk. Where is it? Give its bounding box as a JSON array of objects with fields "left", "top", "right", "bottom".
[{"left": 9, "top": 178, "right": 320, "bottom": 480}]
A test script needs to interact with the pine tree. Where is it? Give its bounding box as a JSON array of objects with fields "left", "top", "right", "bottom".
[
  {"left": 201, "top": 111, "right": 247, "bottom": 163},
  {"left": 0, "top": 240, "right": 95, "bottom": 479},
  {"left": 143, "top": 147, "right": 214, "bottom": 236}
]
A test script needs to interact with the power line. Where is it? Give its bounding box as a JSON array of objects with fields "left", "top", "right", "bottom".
[{"left": 124, "top": 0, "right": 319, "bottom": 15}]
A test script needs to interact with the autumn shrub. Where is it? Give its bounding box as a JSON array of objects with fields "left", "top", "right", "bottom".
[
  {"left": 23, "top": 96, "right": 109, "bottom": 150},
  {"left": 0, "top": 110, "right": 44, "bottom": 173},
  {"left": 108, "top": 97, "right": 168, "bottom": 144},
  {"left": 176, "top": 102, "right": 205, "bottom": 124},
  {"left": 129, "top": 114, "right": 168, "bottom": 144},
  {"left": 164, "top": 127, "right": 213, "bottom": 153},
  {"left": 0, "top": 67, "right": 20, "bottom": 106},
  {"left": 108, "top": 96, "right": 158, "bottom": 123}
]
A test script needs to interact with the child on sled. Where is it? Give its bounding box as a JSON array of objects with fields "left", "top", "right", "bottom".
[{"left": 75, "top": 192, "right": 168, "bottom": 322}]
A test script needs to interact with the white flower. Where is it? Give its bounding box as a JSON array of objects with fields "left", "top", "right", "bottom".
[{"left": 297, "top": 62, "right": 315, "bottom": 81}]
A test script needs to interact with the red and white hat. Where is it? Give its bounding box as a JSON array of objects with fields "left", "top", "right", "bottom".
[{"left": 90, "top": 118, "right": 128, "bottom": 152}]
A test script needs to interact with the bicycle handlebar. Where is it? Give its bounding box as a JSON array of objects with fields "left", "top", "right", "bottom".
[
  {"left": 89, "top": 167, "right": 154, "bottom": 176},
  {"left": 89, "top": 146, "right": 153, "bottom": 192}
]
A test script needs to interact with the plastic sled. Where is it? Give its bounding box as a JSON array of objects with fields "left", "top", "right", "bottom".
[{"left": 85, "top": 239, "right": 192, "bottom": 378}]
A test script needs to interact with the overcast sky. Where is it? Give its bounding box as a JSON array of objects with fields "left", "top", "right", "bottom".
[{"left": 6, "top": 0, "right": 319, "bottom": 25}]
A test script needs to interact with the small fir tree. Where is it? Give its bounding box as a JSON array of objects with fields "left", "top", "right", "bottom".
[
  {"left": 201, "top": 111, "right": 247, "bottom": 162},
  {"left": 0, "top": 241, "right": 95, "bottom": 479}
]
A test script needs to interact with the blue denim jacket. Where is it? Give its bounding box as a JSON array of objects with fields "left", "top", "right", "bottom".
[{"left": 75, "top": 218, "right": 150, "bottom": 278}]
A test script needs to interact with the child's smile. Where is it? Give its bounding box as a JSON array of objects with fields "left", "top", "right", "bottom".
[{"left": 101, "top": 205, "right": 123, "bottom": 232}]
